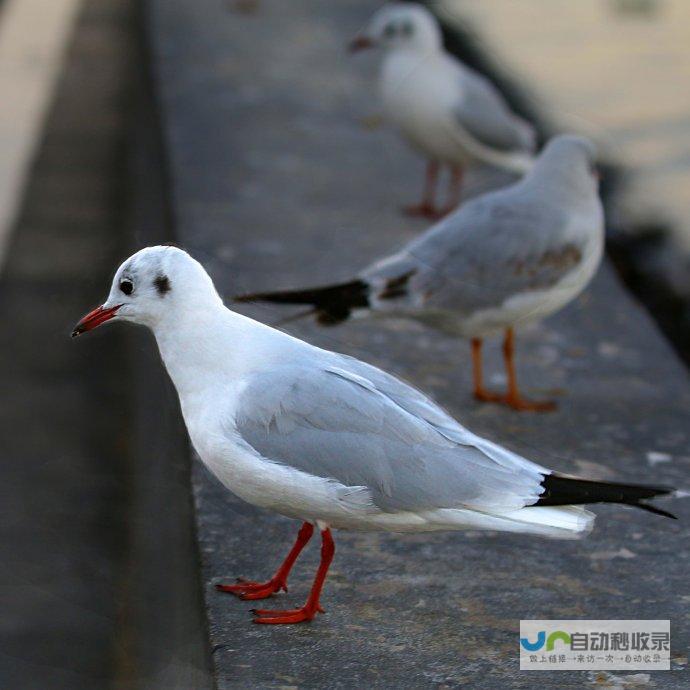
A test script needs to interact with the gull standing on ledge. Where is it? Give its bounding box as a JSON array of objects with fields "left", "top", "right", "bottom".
[
  {"left": 237, "top": 135, "right": 604, "bottom": 412},
  {"left": 349, "top": 1, "right": 536, "bottom": 219},
  {"left": 73, "top": 246, "right": 674, "bottom": 624}
]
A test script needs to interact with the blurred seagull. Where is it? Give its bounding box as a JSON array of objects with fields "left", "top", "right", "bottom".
[
  {"left": 237, "top": 135, "right": 604, "bottom": 412},
  {"left": 349, "top": 1, "right": 536, "bottom": 219},
  {"left": 72, "top": 245, "right": 674, "bottom": 624}
]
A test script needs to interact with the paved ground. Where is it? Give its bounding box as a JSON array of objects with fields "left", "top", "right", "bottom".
[
  {"left": 0, "top": 1, "right": 133, "bottom": 687},
  {"left": 149, "top": 1, "right": 690, "bottom": 688}
]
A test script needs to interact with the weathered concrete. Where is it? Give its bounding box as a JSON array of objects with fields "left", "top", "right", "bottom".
[
  {"left": 115, "top": 10, "right": 215, "bottom": 686},
  {"left": 148, "top": 0, "right": 690, "bottom": 687},
  {"left": 0, "top": 1, "right": 132, "bottom": 687},
  {"left": 0, "top": 2, "right": 214, "bottom": 687}
]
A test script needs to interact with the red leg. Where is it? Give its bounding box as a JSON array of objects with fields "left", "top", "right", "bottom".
[
  {"left": 471, "top": 338, "right": 503, "bottom": 403},
  {"left": 403, "top": 160, "right": 440, "bottom": 219},
  {"left": 439, "top": 165, "right": 463, "bottom": 217},
  {"left": 216, "top": 521, "right": 313, "bottom": 600},
  {"left": 502, "top": 328, "right": 556, "bottom": 412},
  {"left": 252, "top": 527, "right": 335, "bottom": 624}
]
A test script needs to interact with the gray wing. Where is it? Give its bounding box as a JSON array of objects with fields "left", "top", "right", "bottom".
[
  {"left": 454, "top": 65, "right": 536, "bottom": 153},
  {"left": 361, "top": 187, "right": 583, "bottom": 315},
  {"left": 235, "top": 362, "right": 547, "bottom": 514}
]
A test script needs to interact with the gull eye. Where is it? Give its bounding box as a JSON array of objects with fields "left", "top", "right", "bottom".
[
  {"left": 383, "top": 22, "right": 396, "bottom": 38},
  {"left": 400, "top": 20, "right": 414, "bottom": 36},
  {"left": 119, "top": 279, "right": 134, "bottom": 295}
]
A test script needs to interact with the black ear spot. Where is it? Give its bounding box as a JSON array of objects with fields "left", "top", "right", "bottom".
[{"left": 154, "top": 275, "right": 171, "bottom": 295}]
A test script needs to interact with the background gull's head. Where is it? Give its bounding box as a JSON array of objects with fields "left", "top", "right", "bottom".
[
  {"left": 529, "top": 134, "right": 601, "bottom": 196},
  {"left": 349, "top": 2, "right": 442, "bottom": 54}
]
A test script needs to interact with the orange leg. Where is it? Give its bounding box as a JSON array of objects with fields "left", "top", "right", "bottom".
[
  {"left": 252, "top": 527, "right": 335, "bottom": 624},
  {"left": 471, "top": 338, "right": 503, "bottom": 403},
  {"left": 403, "top": 160, "right": 441, "bottom": 219},
  {"left": 502, "top": 328, "right": 556, "bottom": 412},
  {"left": 216, "top": 521, "right": 313, "bottom": 600}
]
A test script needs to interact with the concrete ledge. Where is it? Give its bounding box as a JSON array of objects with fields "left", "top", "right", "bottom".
[
  {"left": 118, "top": 4, "right": 213, "bottom": 687},
  {"left": 147, "top": 0, "right": 689, "bottom": 686}
]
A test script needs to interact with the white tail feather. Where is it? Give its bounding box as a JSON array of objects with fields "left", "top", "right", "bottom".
[
  {"left": 500, "top": 505, "right": 595, "bottom": 538},
  {"left": 426, "top": 505, "right": 594, "bottom": 539}
]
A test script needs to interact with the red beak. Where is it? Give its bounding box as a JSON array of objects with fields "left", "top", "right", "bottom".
[
  {"left": 348, "top": 36, "right": 373, "bottom": 53},
  {"left": 71, "top": 304, "right": 121, "bottom": 338}
]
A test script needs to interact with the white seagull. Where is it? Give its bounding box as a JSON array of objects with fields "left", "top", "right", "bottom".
[
  {"left": 237, "top": 135, "right": 604, "bottom": 412},
  {"left": 349, "top": 1, "right": 536, "bottom": 219},
  {"left": 73, "top": 245, "right": 674, "bottom": 625}
]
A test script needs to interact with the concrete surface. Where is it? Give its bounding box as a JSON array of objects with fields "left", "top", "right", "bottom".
[
  {"left": 116, "top": 13, "right": 214, "bottom": 684},
  {"left": 0, "top": 1, "right": 132, "bottom": 687},
  {"left": 148, "top": 0, "right": 690, "bottom": 687},
  {"left": 0, "top": 3, "right": 214, "bottom": 687}
]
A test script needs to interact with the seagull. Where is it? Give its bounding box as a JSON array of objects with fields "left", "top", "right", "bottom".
[
  {"left": 72, "top": 245, "right": 674, "bottom": 625},
  {"left": 349, "top": 1, "right": 536, "bottom": 219},
  {"left": 237, "top": 135, "right": 604, "bottom": 412}
]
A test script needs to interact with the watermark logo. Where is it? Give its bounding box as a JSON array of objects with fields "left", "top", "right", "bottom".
[{"left": 520, "top": 620, "right": 670, "bottom": 670}]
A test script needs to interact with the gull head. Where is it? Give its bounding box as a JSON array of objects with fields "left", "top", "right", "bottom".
[
  {"left": 532, "top": 134, "right": 601, "bottom": 194},
  {"left": 72, "top": 245, "right": 221, "bottom": 337},
  {"left": 349, "top": 2, "right": 442, "bottom": 54}
]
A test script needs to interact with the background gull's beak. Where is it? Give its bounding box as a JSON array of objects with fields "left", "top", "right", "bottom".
[
  {"left": 348, "top": 35, "right": 373, "bottom": 53},
  {"left": 71, "top": 304, "right": 121, "bottom": 338}
]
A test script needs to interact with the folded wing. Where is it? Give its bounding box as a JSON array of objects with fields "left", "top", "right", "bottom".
[
  {"left": 235, "top": 361, "right": 547, "bottom": 514},
  {"left": 452, "top": 64, "right": 536, "bottom": 154},
  {"left": 362, "top": 189, "right": 582, "bottom": 315}
]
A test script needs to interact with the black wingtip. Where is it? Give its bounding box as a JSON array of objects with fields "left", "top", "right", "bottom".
[
  {"left": 272, "top": 307, "right": 319, "bottom": 327},
  {"left": 232, "top": 280, "right": 370, "bottom": 325},
  {"left": 537, "top": 474, "right": 676, "bottom": 519},
  {"left": 633, "top": 502, "right": 677, "bottom": 520},
  {"left": 234, "top": 293, "right": 258, "bottom": 303}
]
